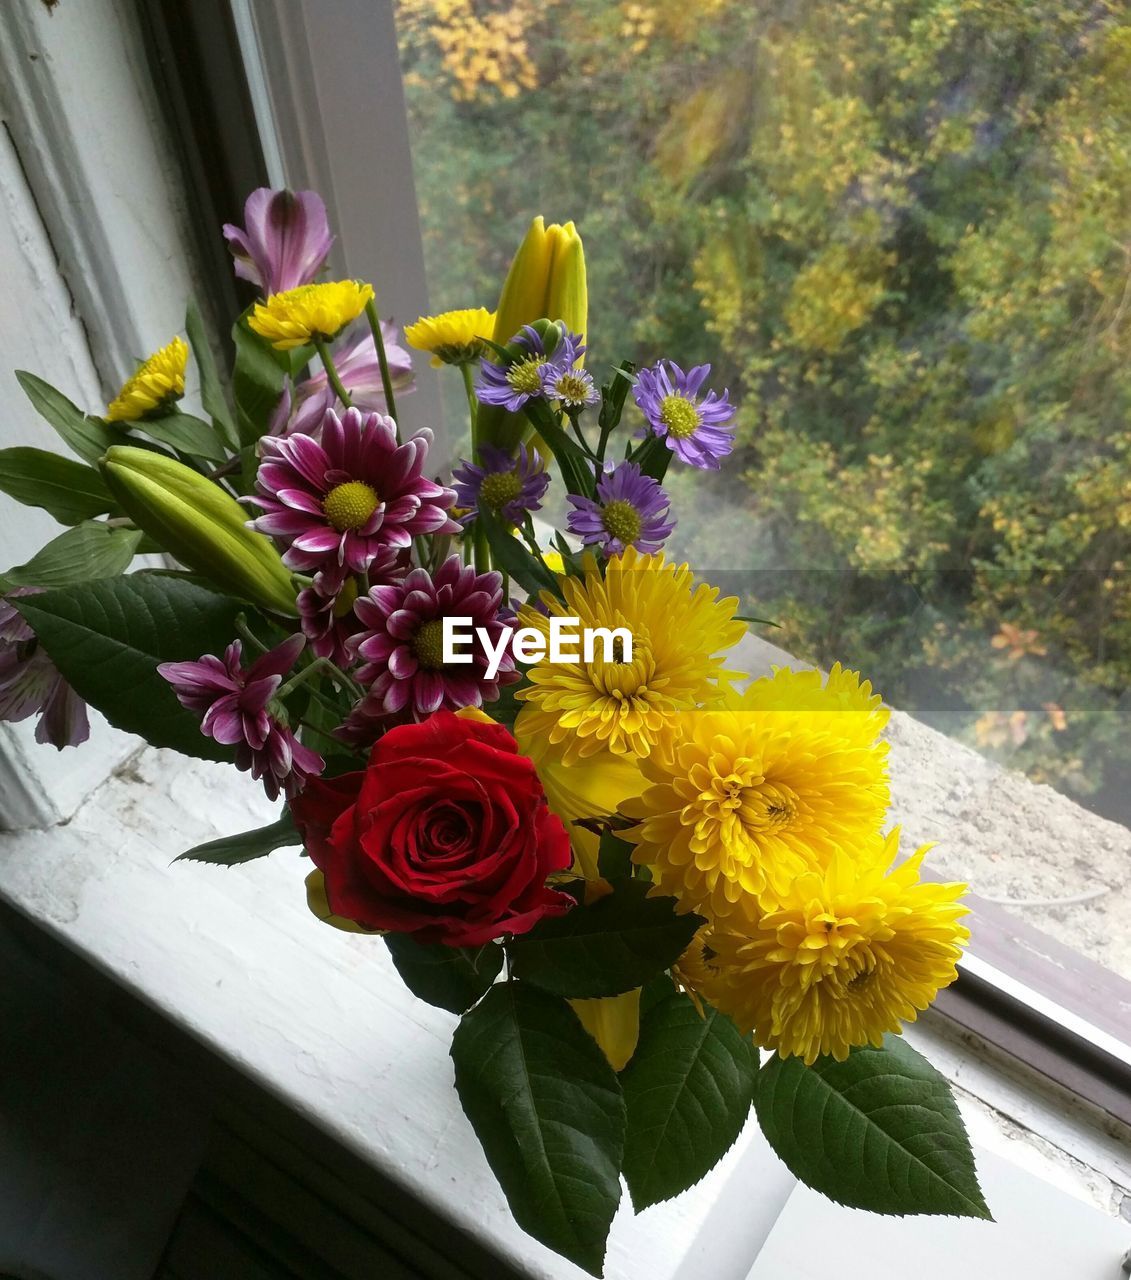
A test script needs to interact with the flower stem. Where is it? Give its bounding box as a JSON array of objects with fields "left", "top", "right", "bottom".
[
  {"left": 463, "top": 361, "right": 492, "bottom": 575},
  {"left": 314, "top": 339, "right": 352, "bottom": 409},
  {"left": 365, "top": 298, "right": 400, "bottom": 436},
  {"left": 277, "top": 656, "right": 361, "bottom": 702},
  {"left": 234, "top": 612, "right": 269, "bottom": 655}
]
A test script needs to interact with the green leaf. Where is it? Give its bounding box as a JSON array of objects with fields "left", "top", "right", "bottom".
[
  {"left": 522, "top": 397, "right": 597, "bottom": 497},
  {"left": 597, "top": 360, "right": 636, "bottom": 437},
  {"left": 2, "top": 522, "right": 141, "bottom": 589},
  {"left": 137, "top": 411, "right": 228, "bottom": 463},
  {"left": 176, "top": 813, "right": 299, "bottom": 866},
  {"left": 15, "top": 371, "right": 118, "bottom": 465},
  {"left": 755, "top": 1035, "right": 991, "bottom": 1219},
  {"left": 596, "top": 827, "right": 635, "bottom": 881},
  {"left": 12, "top": 575, "right": 256, "bottom": 762},
  {"left": 186, "top": 299, "right": 238, "bottom": 449},
  {"left": 508, "top": 878, "right": 702, "bottom": 998},
  {"left": 451, "top": 984, "right": 625, "bottom": 1275},
  {"left": 621, "top": 992, "right": 758, "bottom": 1209},
  {"left": 632, "top": 432, "right": 672, "bottom": 484},
  {"left": 385, "top": 935, "right": 503, "bottom": 1014},
  {"left": 476, "top": 502, "right": 558, "bottom": 597},
  {"left": 0, "top": 447, "right": 117, "bottom": 524},
  {"left": 232, "top": 314, "right": 288, "bottom": 447}
]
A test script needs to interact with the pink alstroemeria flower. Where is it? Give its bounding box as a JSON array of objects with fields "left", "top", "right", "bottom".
[{"left": 222, "top": 187, "right": 334, "bottom": 296}]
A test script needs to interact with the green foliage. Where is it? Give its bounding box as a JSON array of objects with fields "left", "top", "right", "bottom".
[
  {"left": 507, "top": 878, "right": 702, "bottom": 998},
  {"left": 2, "top": 522, "right": 141, "bottom": 590},
  {"left": 0, "top": 448, "right": 117, "bottom": 525},
  {"left": 231, "top": 314, "right": 289, "bottom": 447},
  {"left": 186, "top": 299, "right": 238, "bottom": 449},
  {"left": 15, "top": 370, "right": 118, "bottom": 464},
  {"left": 12, "top": 574, "right": 256, "bottom": 761},
  {"left": 621, "top": 991, "right": 758, "bottom": 1210},
  {"left": 385, "top": 935, "right": 503, "bottom": 1013},
  {"left": 755, "top": 1035, "right": 990, "bottom": 1219},
  {"left": 135, "top": 411, "right": 228, "bottom": 462},
  {"left": 451, "top": 983, "right": 625, "bottom": 1275},
  {"left": 177, "top": 813, "right": 300, "bottom": 866}
]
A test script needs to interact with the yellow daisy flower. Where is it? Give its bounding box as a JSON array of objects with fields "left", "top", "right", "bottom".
[
  {"left": 249, "top": 280, "right": 374, "bottom": 350},
  {"left": 404, "top": 307, "right": 496, "bottom": 366},
  {"left": 513, "top": 548, "right": 746, "bottom": 764},
  {"left": 105, "top": 336, "right": 188, "bottom": 423},
  {"left": 620, "top": 664, "right": 890, "bottom": 920},
  {"left": 684, "top": 831, "right": 970, "bottom": 1064}
]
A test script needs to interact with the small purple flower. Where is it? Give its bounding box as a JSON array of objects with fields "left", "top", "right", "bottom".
[
  {"left": 451, "top": 443, "right": 550, "bottom": 527},
  {"left": 349, "top": 556, "right": 518, "bottom": 718},
  {"left": 248, "top": 406, "right": 459, "bottom": 575},
  {"left": 540, "top": 358, "right": 598, "bottom": 411},
  {"left": 0, "top": 589, "right": 89, "bottom": 750},
  {"left": 297, "top": 550, "right": 404, "bottom": 667},
  {"left": 270, "top": 326, "right": 416, "bottom": 438},
  {"left": 476, "top": 325, "right": 581, "bottom": 412},
  {"left": 158, "top": 633, "right": 323, "bottom": 801},
  {"left": 222, "top": 187, "right": 334, "bottom": 296},
  {"left": 633, "top": 360, "right": 737, "bottom": 469},
  {"left": 566, "top": 461, "right": 676, "bottom": 556}
]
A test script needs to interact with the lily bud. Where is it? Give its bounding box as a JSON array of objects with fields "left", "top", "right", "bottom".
[
  {"left": 100, "top": 446, "right": 298, "bottom": 616},
  {"left": 492, "top": 217, "right": 587, "bottom": 355}
]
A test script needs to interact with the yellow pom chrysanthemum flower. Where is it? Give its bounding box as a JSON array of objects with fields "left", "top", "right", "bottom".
[
  {"left": 620, "top": 664, "right": 890, "bottom": 919},
  {"left": 248, "top": 280, "right": 374, "bottom": 350},
  {"left": 683, "top": 831, "right": 970, "bottom": 1064},
  {"left": 513, "top": 548, "right": 746, "bottom": 764},
  {"left": 105, "top": 336, "right": 188, "bottom": 422},
  {"left": 404, "top": 307, "right": 496, "bottom": 366}
]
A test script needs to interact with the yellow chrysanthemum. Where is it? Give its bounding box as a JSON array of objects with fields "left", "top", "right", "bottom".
[
  {"left": 684, "top": 831, "right": 970, "bottom": 1064},
  {"left": 105, "top": 336, "right": 188, "bottom": 422},
  {"left": 513, "top": 548, "right": 746, "bottom": 764},
  {"left": 404, "top": 307, "right": 496, "bottom": 366},
  {"left": 621, "top": 664, "right": 890, "bottom": 920},
  {"left": 249, "top": 281, "right": 374, "bottom": 350}
]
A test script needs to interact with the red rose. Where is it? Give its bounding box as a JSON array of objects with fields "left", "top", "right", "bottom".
[{"left": 292, "top": 710, "right": 574, "bottom": 945}]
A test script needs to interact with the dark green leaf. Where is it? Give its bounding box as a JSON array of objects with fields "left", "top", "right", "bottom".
[
  {"left": 476, "top": 502, "right": 558, "bottom": 597},
  {"left": 177, "top": 813, "right": 299, "bottom": 866},
  {"left": 755, "top": 1035, "right": 991, "bottom": 1219},
  {"left": 597, "top": 360, "right": 636, "bottom": 436},
  {"left": 232, "top": 314, "right": 288, "bottom": 447},
  {"left": 136, "top": 411, "right": 229, "bottom": 462},
  {"left": 185, "top": 299, "right": 238, "bottom": 449},
  {"left": 13, "top": 575, "right": 256, "bottom": 761},
  {"left": 451, "top": 983, "right": 625, "bottom": 1275},
  {"left": 522, "top": 397, "right": 597, "bottom": 497},
  {"left": 622, "top": 992, "right": 757, "bottom": 1209},
  {"left": 2, "top": 522, "right": 141, "bottom": 589},
  {"left": 15, "top": 371, "right": 118, "bottom": 464},
  {"left": 596, "top": 827, "right": 635, "bottom": 881},
  {"left": 632, "top": 432, "right": 672, "bottom": 483},
  {"left": 508, "top": 878, "right": 702, "bottom": 998},
  {"left": 0, "top": 447, "right": 117, "bottom": 524},
  {"left": 385, "top": 934, "right": 503, "bottom": 1013}
]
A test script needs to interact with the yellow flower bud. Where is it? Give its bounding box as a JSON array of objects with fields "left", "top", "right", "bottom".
[{"left": 100, "top": 446, "right": 298, "bottom": 616}]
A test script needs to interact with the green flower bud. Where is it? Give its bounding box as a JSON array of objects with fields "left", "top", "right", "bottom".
[{"left": 100, "top": 446, "right": 298, "bottom": 616}]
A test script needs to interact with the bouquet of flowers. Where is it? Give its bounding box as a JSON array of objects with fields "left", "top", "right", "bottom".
[{"left": 0, "top": 188, "right": 988, "bottom": 1273}]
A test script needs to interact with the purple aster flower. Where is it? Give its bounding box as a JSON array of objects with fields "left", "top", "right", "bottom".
[
  {"left": 222, "top": 187, "right": 334, "bottom": 296},
  {"left": 451, "top": 443, "right": 550, "bottom": 527},
  {"left": 633, "top": 360, "right": 737, "bottom": 469},
  {"left": 158, "top": 633, "right": 323, "bottom": 801},
  {"left": 269, "top": 326, "right": 416, "bottom": 438},
  {"left": 248, "top": 405, "right": 459, "bottom": 574},
  {"left": 566, "top": 461, "right": 676, "bottom": 556},
  {"left": 540, "top": 357, "right": 598, "bottom": 411},
  {"left": 476, "top": 325, "right": 582, "bottom": 412},
  {"left": 297, "top": 549, "right": 404, "bottom": 667},
  {"left": 0, "top": 589, "right": 89, "bottom": 749},
  {"left": 349, "top": 555, "right": 518, "bottom": 718}
]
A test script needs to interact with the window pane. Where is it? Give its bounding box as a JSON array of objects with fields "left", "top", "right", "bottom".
[{"left": 395, "top": 3, "right": 1131, "bottom": 1015}]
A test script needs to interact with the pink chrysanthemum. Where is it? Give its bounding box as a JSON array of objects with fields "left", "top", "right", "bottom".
[
  {"left": 247, "top": 406, "right": 458, "bottom": 575},
  {"left": 297, "top": 548, "right": 404, "bottom": 668},
  {"left": 349, "top": 555, "right": 518, "bottom": 718}
]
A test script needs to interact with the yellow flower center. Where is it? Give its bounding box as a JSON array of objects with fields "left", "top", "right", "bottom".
[
  {"left": 412, "top": 618, "right": 448, "bottom": 669},
  {"left": 323, "top": 481, "right": 380, "bottom": 532},
  {"left": 601, "top": 499, "right": 642, "bottom": 546},
  {"left": 507, "top": 357, "right": 546, "bottom": 395},
  {"left": 552, "top": 372, "right": 591, "bottom": 403},
  {"left": 659, "top": 393, "right": 700, "bottom": 439},
  {"left": 479, "top": 470, "right": 524, "bottom": 511}
]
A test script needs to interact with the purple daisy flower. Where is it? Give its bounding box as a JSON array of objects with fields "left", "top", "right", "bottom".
[
  {"left": 540, "top": 358, "right": 598, "bottom": 411},
  {"left": 633, "top": 360, "right": 737, "bottom": 469},
  {"left": 297, "top": 549, "right": 404, "bottom": 667},
  {"left": 269, "top": 326, "right": 416, "bottom": 438},
  {"left": 158, "top": 633, "right": 323, "bottom": 801},
  {"left": 349, "top": 555, "right": 518, "bottom": 718},
  {"left": 476, "top": 325, "right": 581, "bottom": 412},
  {"left": 222, "top": 187, "right": 334, "bottom": 296},
  {"left": 248, "top": 405, "right": 459, "bottom": 575},
  {"left": 451, "top": 443, "right": 550, "bottom": 527},
  {"left": 566, "top": 461, "right": 676, "bottom": 556},
  {"left": 0, "top": 589, "right": 89, "bottom": 750}
]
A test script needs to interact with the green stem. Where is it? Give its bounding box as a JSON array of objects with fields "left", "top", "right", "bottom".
[
  {"left": 314, "top": 339, "right": 352, "bottom": 409},
  {"left": 463, "top": 360, "right": 492, "bottom": 575},
  {"left": 365, "top": 298, "right": 399, "bottom": 435},
  {"left": 277, "top": 656, "right": 360, "bottom": 702},
  {"left": 234, "top": 613, "right": 269, "bottom": 655}
]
